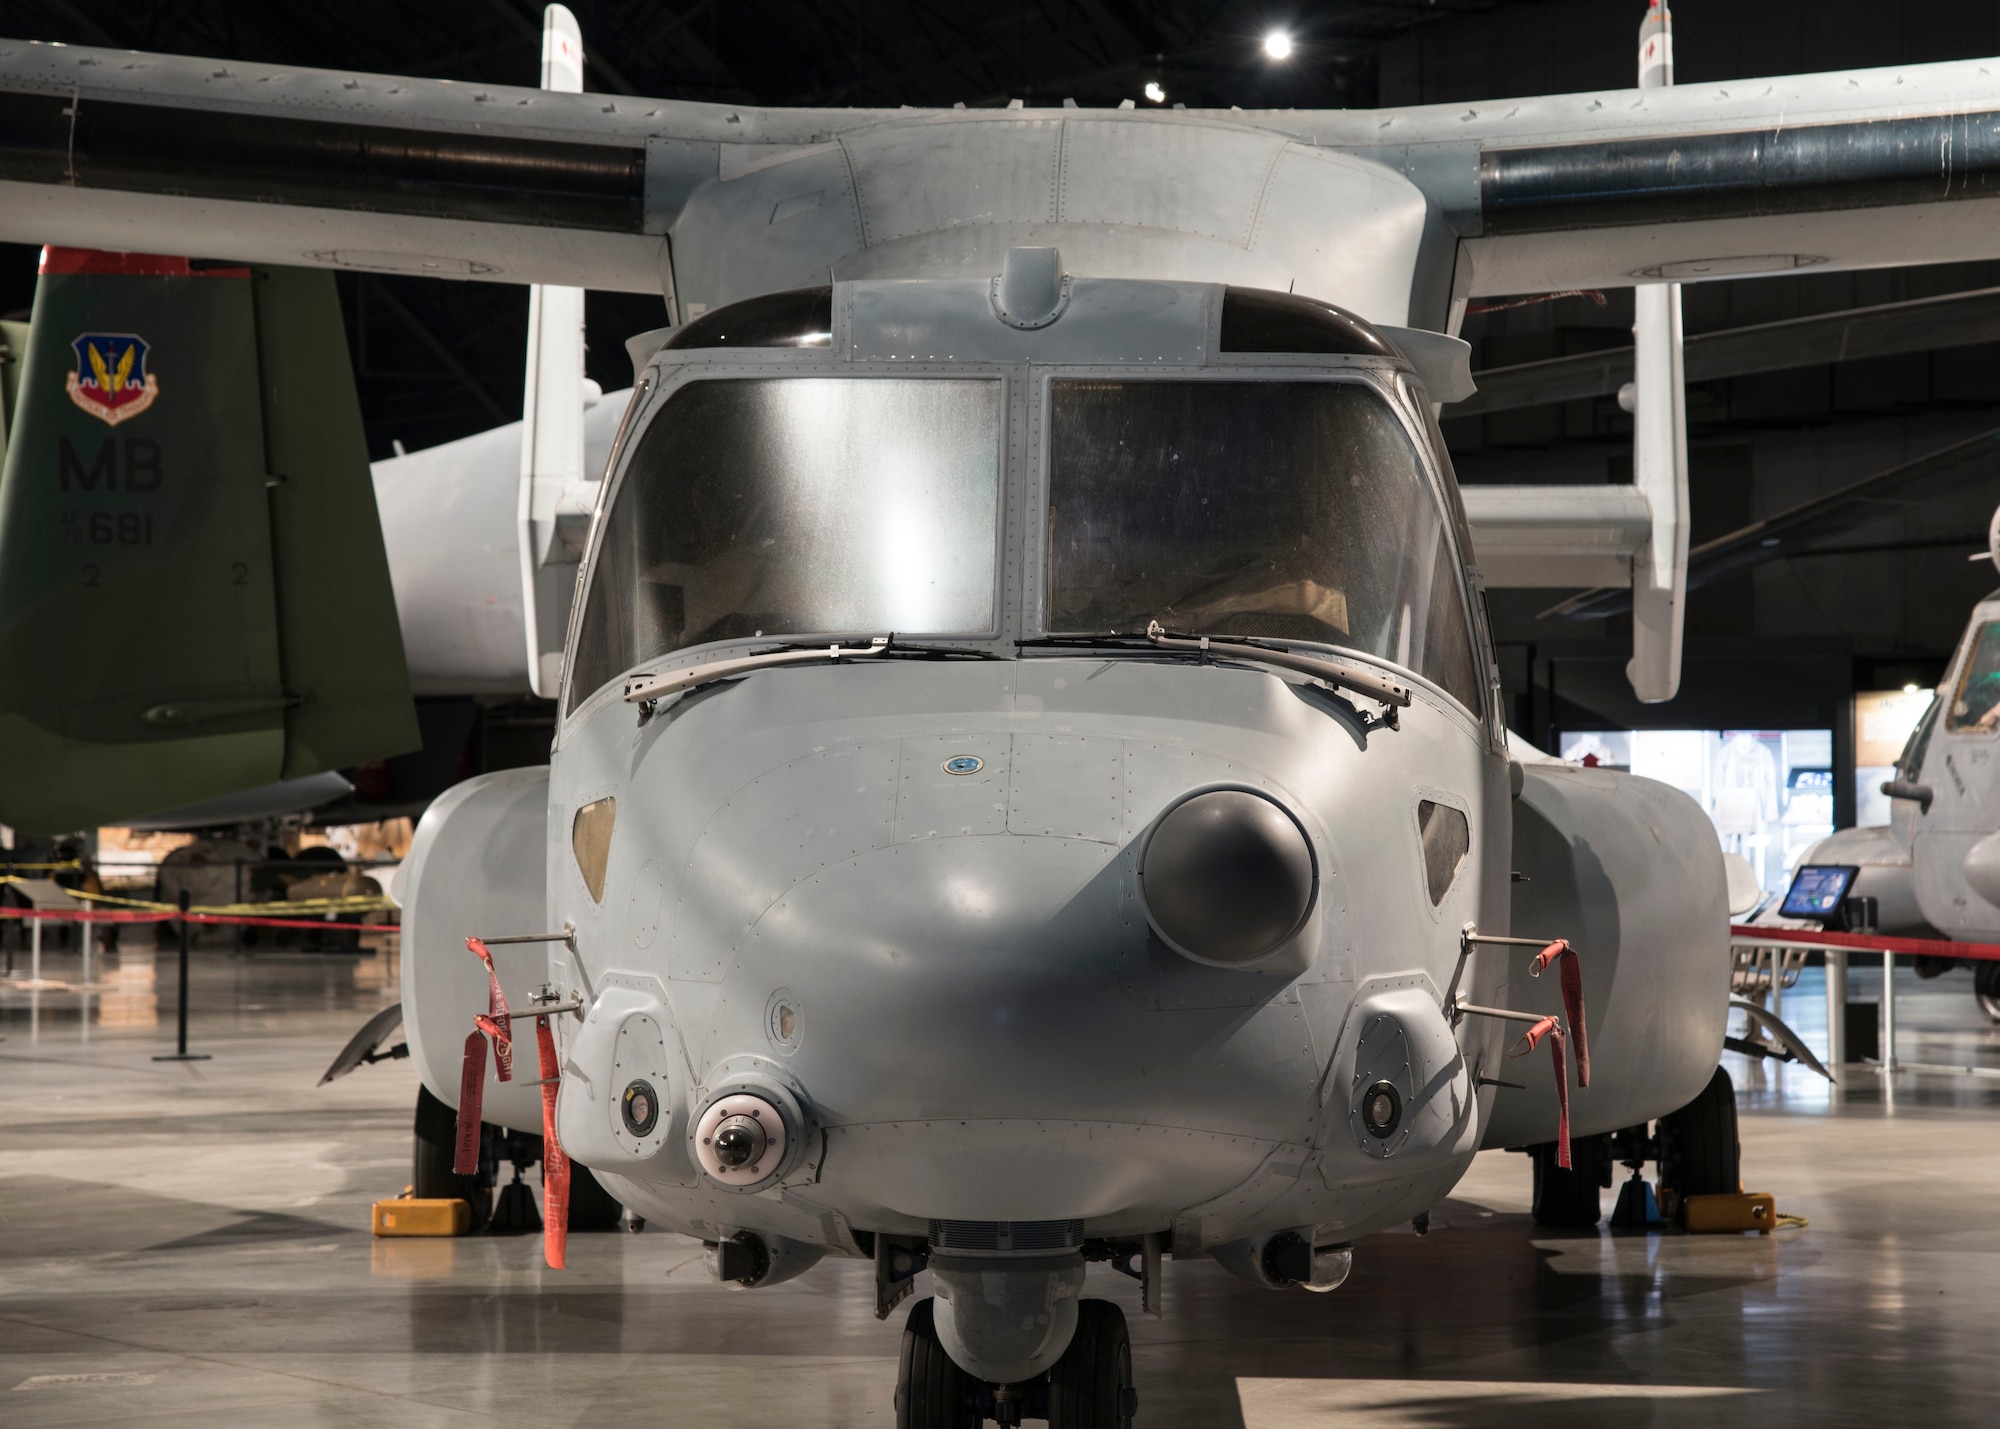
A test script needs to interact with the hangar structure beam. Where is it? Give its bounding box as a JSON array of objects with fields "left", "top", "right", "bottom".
[{"left": 1454, "top": 284, "right": 2000, "bottom": 417}]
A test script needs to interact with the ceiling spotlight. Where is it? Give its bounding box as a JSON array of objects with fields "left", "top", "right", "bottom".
[
  {"left": 1143, "top": 80, "right": 1166, "bottom": 104},
  {"left": 1263, "top": 30, "right": 1294, "bottom": 60}
]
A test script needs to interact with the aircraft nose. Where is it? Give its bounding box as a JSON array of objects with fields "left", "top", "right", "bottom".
[{"left": 1139, "top": 789, "right": 1316, "bottom": 966}]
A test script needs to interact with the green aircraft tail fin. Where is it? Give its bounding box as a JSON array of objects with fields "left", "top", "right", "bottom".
[
  {"left": 0, "top": 248, "right": 419, "bottom": 834},
  {"left": 0, "top": 318, "right": 28, "bottom": 458}
]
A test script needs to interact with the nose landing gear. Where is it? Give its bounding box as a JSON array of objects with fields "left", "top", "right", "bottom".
[{"left": 896, "top": 1297, "right": 1137, "bottom": 1428}]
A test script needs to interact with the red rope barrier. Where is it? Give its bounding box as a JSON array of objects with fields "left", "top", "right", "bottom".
[
  {"left": 186, "top": 912, "right": 401, "bottom": 933},
  {"left": 0, "top": 906, "right": 172, "bottom": 924},
  {"left": 1731, "top": 924, "right": 2000, "bottom": 962}
]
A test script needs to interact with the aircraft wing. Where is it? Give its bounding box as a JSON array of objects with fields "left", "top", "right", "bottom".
[
  {"left": 2, "top": 41, "right": 2000, "bottom": 298},
  {"left": 1354, "top": 62, "right": 2000, "bottom": 297}
]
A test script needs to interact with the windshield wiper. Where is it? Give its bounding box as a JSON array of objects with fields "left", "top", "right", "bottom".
[
  {"left": 1020, "top": 621, "right": 1412, "bottom": 731},
  {"left": 623, "top": 636, "right": 1000, "bottom": 707}
]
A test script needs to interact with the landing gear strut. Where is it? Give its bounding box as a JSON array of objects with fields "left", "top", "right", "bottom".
[
  {"left": 409, "top": 1085, "right": 624, "bottom": 1233},
  {"left": 896, "top": 1296, "right": 1137, "bottom": 1428},
  {"left": 1529, "top": 1132, "right": 1609, "bottom": 1227},
  {"left": 1976, "top": 961, "right": 2000, "bottom": 1024},
  {"left": 1524, "top": 1065, "right": 1741, "bottom": 1229},
  {"left": 1656, "top": 1066, "right": 1740, "bottom": 1221}
]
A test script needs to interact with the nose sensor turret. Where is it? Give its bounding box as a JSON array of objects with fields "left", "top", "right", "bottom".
[
  {"left": 1139, "top": 789, "right": 1316, "bottom": 966},
  {"left": 694, "top": 1092, "right": 792, "bottom": 1186}
]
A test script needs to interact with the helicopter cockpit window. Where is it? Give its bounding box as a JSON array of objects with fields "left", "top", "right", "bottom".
[
  {"left": 1897, "top": 696, "right": 1939, "bottom": 779},
  {"left": 1217, "top": 287, "right": 1397, "bottom": 357},
  {"left": 1045, "top": 378, "right": 1481, "bottom": 712},
  {"left": 662, "top": 287, "right": 833, "bottom": 349},
  {"left": 1947, "top": 620, "right": 2000, "bottom": 732},
  {"left": 567, "top": 377, "right": 1003, "bottom": 712}
]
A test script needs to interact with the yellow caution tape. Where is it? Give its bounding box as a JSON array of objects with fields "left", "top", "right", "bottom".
[{"left": 1, "top": 875, "right": 396, "bottom": 918}]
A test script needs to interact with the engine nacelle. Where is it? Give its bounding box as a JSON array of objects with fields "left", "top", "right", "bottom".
[
  {"left": 400, "top": 765, "right": 553, "bottom": 1134},
  {"left": 1804, "top": 823, "right": 1925, "bottom": 934},
  {"left": 1480, "top": 762, "right": 1730, "bottom": 1148}
]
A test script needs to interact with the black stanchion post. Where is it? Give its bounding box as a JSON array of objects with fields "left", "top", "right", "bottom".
[{"left": 153, "top": 889, "right": 210, "bottom": 1063}]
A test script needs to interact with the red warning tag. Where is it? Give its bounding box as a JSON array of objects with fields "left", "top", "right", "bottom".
[{"left": 454, "top": 1030, "right": 488, "bottom": 1176}]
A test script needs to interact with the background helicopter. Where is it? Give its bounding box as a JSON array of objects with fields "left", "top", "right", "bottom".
[{"left": 1802, "top": 511, "right": 2000, "bottom": 1018}]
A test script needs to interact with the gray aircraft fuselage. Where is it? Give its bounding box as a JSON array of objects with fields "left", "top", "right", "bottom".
[{"left": 400, "top": 266, "right": 1730, "bottom": 1385}]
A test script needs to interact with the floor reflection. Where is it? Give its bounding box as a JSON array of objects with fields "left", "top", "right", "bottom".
[
  {"left": 3, "top": 950, "right": 2000, "bottom": 1427},
  {"left": 0, "top": 938, "right": 399, "bottom": 1043}
]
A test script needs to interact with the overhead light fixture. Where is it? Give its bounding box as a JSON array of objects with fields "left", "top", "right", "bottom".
[
  {"left": 1143, "top": 80, "right": 1166, "bottom": 104},
  {"left": 1903, "top": 683, "right": 1922, "bottom": 695},
  {"left": 1263, "top": 30, "right": 1294, "bottom": 60}
]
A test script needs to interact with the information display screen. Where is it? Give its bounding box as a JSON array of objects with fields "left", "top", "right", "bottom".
[{"left": 1779, "top": 864, "right": 1859, "bottom": 921}]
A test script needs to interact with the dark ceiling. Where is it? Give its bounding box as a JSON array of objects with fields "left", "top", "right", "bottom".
[{"left": 3, "top": 1, "right": 1500, "bottom": 109}]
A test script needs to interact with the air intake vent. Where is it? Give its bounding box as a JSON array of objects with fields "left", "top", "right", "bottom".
[
  {"left": 1417, "top": 799, "right": 1469, "bottom": 906},
  {"left": 927, "top": 1219, "right": 1085, "bottom": 1252}
]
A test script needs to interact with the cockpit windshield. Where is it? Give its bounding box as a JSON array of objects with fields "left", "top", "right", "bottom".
[
  {"left": 568, "top": 378, "right": 1003, "bottom": 711},
  {"left": 1947, "top": 619, "right": 2000, "bottom": 732},
  {"left": 1044, "top": 379, "right": 1481, "bottom": 710}
]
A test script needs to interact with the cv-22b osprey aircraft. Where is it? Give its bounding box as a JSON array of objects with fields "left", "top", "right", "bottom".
[{"left": 3, "top": 1, "right": 2000, "bottom": 1420}]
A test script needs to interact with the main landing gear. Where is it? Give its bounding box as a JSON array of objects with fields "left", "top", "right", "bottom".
[
  {"left": 1975, "top": 961, "right": 2000, "bottom": 1023},
  {"left": 411, "top": 1084, "right": 624, "bottom": 1232},
  {"left": 897, "top": 1296, "right": 1137, "bottom": 1428},
  {"left": 1528, "top": 1066, "right": 1741, "bottom": 1229}
]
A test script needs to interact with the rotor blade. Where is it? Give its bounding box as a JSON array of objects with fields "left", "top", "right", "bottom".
[
  {"left": 1453, "top": 285, "right": 2000, "bottom": 417},
  {"left": 1543, "top": 423, "right": 2000, "bottom": 619}
]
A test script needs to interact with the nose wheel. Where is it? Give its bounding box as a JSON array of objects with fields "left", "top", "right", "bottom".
[
  {"left": 895, "top": 1296, "right": 1136, "bottom": 1428},
  {"left": 1047, "top": 1299, "right": 1137, "bottom": 1428},
  {"left": 896, "top": 1297, "right": 977, "bottom": 1428}
]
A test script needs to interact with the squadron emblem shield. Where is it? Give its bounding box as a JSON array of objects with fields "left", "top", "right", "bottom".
[{"left": 65, "top": 333, "right": 158, "bottom": 426}]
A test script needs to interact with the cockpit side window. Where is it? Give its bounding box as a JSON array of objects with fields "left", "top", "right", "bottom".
[
  {"left": 1946, "top": 620, "right": 2000, "bottom": 733},
  {"left": 1044, "top": 378, "right": 1483, "bottom": 712},
  {"left": 662, "top": 287, "right": 832, "bottom": 350},
  {"left": 1898, "top": 696, "right": 1940, "bottom": 779},
  {"left": 566, "top": 377, "right": 1003, "bottom": 713},
  {"left": 1217, "top": 287, "right": 1396, "bottom": 357}
]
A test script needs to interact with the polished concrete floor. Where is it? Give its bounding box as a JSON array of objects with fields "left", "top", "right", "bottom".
[{"left": 5, "top": 942, "right": 2000, "bottom": 1427}]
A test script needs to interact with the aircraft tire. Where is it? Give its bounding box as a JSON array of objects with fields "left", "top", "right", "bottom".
[
  {"left": 412, "top": 1084, "right": 489, "bottom": 1229},
  {"left": 1975, "top": 962, "right": 2000, "bottom": 1024},
  {"left": 1529, "top": 1133, "right": 1608, "bottom": 1227},
  {"left": 567, "top": 1163, "right": 626, "bottom": 1232},
  {"left": 1047, "top": 1298, "right": 1137, "bottom": 1428},
  {"left": 1657, "top": 1066, "right": 1741, "bottom": 1221},
  {"left": 894, "top": 1297, "right": 978, "bottom": 1429}
]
